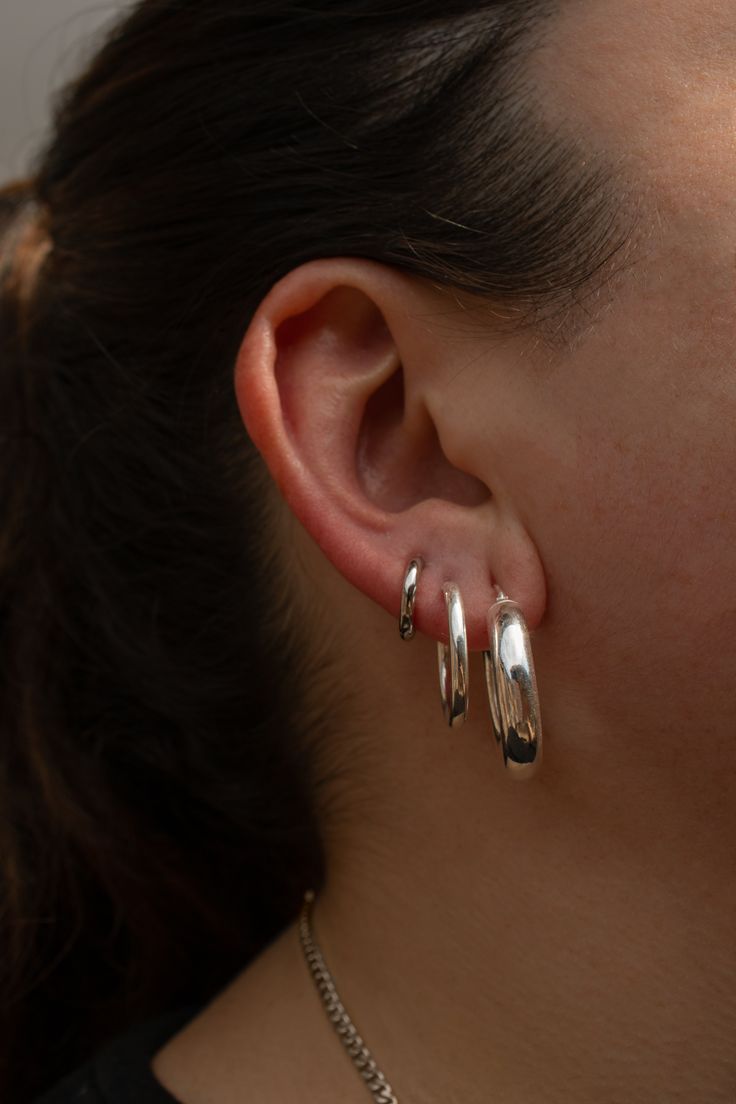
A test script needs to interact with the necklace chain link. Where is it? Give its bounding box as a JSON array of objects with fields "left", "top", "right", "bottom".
[{"left": 298, "top": 890, "right": 400, "bottom": 1104}]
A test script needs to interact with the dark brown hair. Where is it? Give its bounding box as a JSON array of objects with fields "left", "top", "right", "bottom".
[{"left": 0, "top": 2, "right": 629, "bottom": 1099}]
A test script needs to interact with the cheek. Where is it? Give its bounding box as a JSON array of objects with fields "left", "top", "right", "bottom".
[{"left": 511, "top": 309, "right": 736, "bottom": 758}]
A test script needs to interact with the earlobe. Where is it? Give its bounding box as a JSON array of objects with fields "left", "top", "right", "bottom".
[{"left": 233, "top": 256, "right": 547, "bottom": 651}]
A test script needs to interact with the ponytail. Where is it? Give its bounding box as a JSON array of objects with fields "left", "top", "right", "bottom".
[{"left": 0, "top": 178, "right": 324, "bottom": 1102}]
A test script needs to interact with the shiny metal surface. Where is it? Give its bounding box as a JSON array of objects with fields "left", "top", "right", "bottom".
[
  {"left": 399, "top": 557, "right": 423, "bottom": 640},
  {"left": 437, "top": 581, "right": 469, "bottom": 726},
  {"left": 299, "top": 890, "right": 400, "bottom": 1104},
  {"left": 483, "top": 588, "right": 542, "bottom": 779}
]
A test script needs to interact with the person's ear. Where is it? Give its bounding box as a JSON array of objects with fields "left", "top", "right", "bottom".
[{"left": 233, "top": 256, "right": 545, "bottom": 651}]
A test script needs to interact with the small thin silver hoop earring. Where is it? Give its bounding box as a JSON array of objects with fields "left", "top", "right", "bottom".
[
  {"left": 483, "top": 586, "right": 542, "bottom": 779},
  {"left": 399, "top": 557, "right": 424, "bottom": 640},
  {"left": 438, "top": 582, "right": 469, "bottom": 727}
]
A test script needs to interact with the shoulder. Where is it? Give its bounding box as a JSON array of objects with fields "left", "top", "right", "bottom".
[{"left": 34, "top": 1005, "right": 201, "bottom": 1104}]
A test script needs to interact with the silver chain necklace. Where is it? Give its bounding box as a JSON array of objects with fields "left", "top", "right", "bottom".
[{"left": 298, "top": 889, "right": 400, "bottom": 1104}]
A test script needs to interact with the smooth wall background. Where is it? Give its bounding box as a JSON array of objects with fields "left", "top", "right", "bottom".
[{"left": 0, "top": 2, "right": 128, "bottom": 179}]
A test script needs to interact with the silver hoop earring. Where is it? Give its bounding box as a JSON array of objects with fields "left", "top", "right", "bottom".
[
  {"left": 399, "top": 557, "right": 424, "bottom": 640},
  {"left": 437, "top": 582, "right": 469, "bottom": 727},
  {"left": 483, "top": 587, "right": 542, "bottom": 779}
]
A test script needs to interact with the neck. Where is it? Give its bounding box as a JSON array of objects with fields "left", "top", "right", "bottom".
[
  {"left": 152, "top": 624, "right": 735, "bottom": 1104},
  {"left": 310, "top": 649, "right": 735, "bottom": 1104}
]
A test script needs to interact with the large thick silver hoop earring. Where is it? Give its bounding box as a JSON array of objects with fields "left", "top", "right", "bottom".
[
  {"left": 399, "top": 557, "right": 424, "bottom": 640},
  {"left": 437, "top": 582, "right": 469, "bottom": 727},
  {"left": 483, "top": 586, "right": 542, "bottom": 779}
]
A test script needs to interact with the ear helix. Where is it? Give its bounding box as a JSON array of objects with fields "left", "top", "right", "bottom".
[{"left": 398, "top": 560, "right": 543, "bottom": 778}]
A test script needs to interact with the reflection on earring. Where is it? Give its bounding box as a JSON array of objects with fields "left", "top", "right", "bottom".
[
  {"left": 483, "top": 586, "right": 542, "bottom": 780},
  {"left": 438, "top": 582, "right": 469, "bottom": 727},
  {"left": 399, "top": 557, "right": 424, "bottom": 640}
]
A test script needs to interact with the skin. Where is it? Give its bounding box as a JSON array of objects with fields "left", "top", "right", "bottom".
[{"left": 153, "top": 1, "right": 736, "bottom": 1101}]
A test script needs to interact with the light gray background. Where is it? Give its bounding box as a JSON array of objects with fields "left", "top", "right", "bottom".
[{"left": 0, "top": 1, "right": 129, "bottom": 179}]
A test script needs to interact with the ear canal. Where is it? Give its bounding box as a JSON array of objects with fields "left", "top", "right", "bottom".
[{"left": 357, "top": 367, "right": 491, "bottom": 514}]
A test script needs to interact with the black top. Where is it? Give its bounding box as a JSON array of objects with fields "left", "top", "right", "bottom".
[{"left": 34, "top": 1004, "right": 203, "bottom": 1104}]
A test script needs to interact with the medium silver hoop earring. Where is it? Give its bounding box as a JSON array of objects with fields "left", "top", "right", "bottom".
[
  {"left": 399, "top": 557, "right": 424, "bottom": 640},
  {"left": 483, "top": 587, "right": 542, "bottom": 779},
  {"left": 437, "top": 582, "right": 469, "bottom": 727}
]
